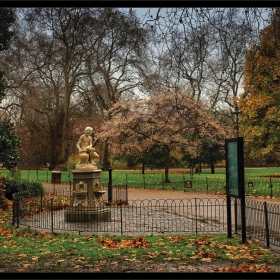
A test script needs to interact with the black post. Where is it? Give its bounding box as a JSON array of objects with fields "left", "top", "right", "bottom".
[
  {"left": 264, "top": 202, "right": 270, "bottom": 247},
  {"left": 53, "top": 180, "right": 56, "bottom": 195},
  {"left": 195, "top": 198, "right": 198, "bottom": 235},
  {"left": 12, "top": 194, "right": 20, "bottom": 227},
  {"left": 108, "top": 168, "right": 112, "bottom": 203},
  {"left": 227, "top": 195, "right": 232, "bottom": 238},
  {"left": 239, "top": 137, "right": 246, "bottom": 244},
  {"left": 232, "top": 104, "right": 242, "bottom": 138},
  {"left": 120, "top": 202, "right": 123, "bottom": 235},
  {"left": 69, "top": 181, "right": 72, "bottom": 197},
  {"left": 40, "top": 187, "right": 43, "bottom": 212},
  {"left": 269, "top": 178, "right": 273, "bottom": 199},
  {"left": 51, "top": 198, "right": 54, "bottom": 233},
  {"left": 234, "top": 198, "right": 238, "bottom": 233},
  {"left": 16, "top": 195, "right": 20, "bottom": 227}
]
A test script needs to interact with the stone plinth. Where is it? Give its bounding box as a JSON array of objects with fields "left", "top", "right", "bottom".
[{"left": 64, "top": 169, "right": 111, "bottom": 222}]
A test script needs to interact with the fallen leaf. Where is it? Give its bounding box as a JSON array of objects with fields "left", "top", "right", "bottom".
[
  {"left": 74, "top": 265, "right": 82, "bottom": 269},
  {"left": 159, "top": 251, "right": 168, "bottom": 255},
  {"left": 163, "top": 257, "right": 180, "bottom": 261},
  {"left": 201, "top": 257, "right": 212, "bottom": 262}
]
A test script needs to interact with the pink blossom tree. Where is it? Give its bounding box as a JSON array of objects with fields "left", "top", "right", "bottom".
[{"left": 97, "top": 89, "right": 228, "bottom": 182}]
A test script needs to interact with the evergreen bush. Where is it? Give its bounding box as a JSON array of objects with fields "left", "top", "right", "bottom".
[{"left": 0, "top": 175, "right": 44, "bottom": 200}]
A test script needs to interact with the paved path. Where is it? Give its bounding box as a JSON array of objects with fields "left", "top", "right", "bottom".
[
  {"left": 43, "top": 182, "right": 280, "bottom": 204},
  {"left": 127, "top": 188, "right": 222, "bottom": 200}
]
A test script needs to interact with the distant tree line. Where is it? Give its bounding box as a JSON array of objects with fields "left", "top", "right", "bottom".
[{"left": 0, "top": 7, "right": 279, "bottom": 171}]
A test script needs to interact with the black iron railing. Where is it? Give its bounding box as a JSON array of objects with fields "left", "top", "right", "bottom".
[{"left": 11, "top": 187, "right": 280, "bottom": 248}]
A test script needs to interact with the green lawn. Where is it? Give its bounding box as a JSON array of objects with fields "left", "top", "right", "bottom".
[
  {"left": 0, "top": 210, "right": 279, "bottom": 272},
  {"left": 1, "top": 167, "right": 280, "bottom": 198}
]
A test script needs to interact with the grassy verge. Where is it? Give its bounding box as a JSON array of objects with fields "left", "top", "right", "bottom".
[
  {"left": 0, "top": 209, "right": 279, "bottom": 273},
  {"left": 2, "top": 167, "right": 280, "bottom": 198}
]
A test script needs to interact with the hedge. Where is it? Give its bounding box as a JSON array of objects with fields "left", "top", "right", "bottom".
[{"left": 0, "top": 175, "right": 45, "bottom": 200}]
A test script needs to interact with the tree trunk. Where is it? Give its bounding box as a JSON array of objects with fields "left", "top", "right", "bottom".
[
  {"left": 141, "top": 162, "right": 145, "bottom": 174},
  {"left": 164, "top": 147, "right": 171, "bottom": 183},
  {"left": 102, "top": 140, "right": 111, "bottom": 171},
  {"left": 60, "top": 118, "right": 71, "bottom": 166},
  {"left": 49, "top": 119, "right": 62, "bottom": 170},
  {"left": 211, "top": 164, "right": 215, "bottom": 174},
  {"left": 50, "top": 145, "right": 59, "bottom": 170}
]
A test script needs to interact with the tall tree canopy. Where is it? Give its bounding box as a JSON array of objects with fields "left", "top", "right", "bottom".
[
  {"left": 97, "top": 89, "right": 228, "bottom": 182},
  {"left": 239, "top": 8, "right": 280, "bottom": 165},
  {"left": 141, "top": 8, "right": 267, "bottom": 113},
  {"left": 0, "top": 8, "right": 148, "bottom": 169},
  {"left": 0, "top": 7, "right": 15, "bottom": 102},
  {"left": 0, "top": 7, "right": 274, "bottom": 170}
]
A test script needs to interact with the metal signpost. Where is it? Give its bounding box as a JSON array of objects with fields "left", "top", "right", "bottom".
[
  {"left": 225, "top": 137, "right": 246, "bottom": 243},
  {"left": 225, "top": 104, "right": 246, "bottom": 243}
]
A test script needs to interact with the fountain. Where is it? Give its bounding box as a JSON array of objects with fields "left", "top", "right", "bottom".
[{"left": 64, "top": 127, "right": 111, "bottom": 222}]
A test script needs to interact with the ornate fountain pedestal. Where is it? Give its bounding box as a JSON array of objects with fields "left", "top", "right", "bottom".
[{"left": 64, "top": 169, "right": 111, "bottom": 222}]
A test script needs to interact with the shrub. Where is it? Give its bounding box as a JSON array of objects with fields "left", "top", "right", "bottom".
[
  {"left": 0, "top": 175, "right": 45, "bottom": 200},
  {"left": 8, "top": 168, "right": 21, "bottom": 180},
  {"left": 112, "top": 163, "right": 128, "bottom": 170},
  {"left": 67, "top": 154, "right": 79, "bottom": 171}
]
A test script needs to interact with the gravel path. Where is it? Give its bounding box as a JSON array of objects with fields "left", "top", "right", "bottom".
[
  {"left": 19, "top": 202, "right": 227, "bottom": 236},
  {"left": 16, "top": 183, "right": 280, "bottom": 240},
  {"left": 16, "top": 184, "right": 229, "bottom": 235}
]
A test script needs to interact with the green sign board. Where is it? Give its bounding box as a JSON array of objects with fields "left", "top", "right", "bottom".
[
  {"left": 225, "top": 137, "right": 244, "bottom": 198},
  {"left": 227, "top": 140, "right": 238, "bottom": 196}
]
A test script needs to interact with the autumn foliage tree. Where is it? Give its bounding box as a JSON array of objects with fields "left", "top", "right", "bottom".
[
  {"left": 97, "top": 89, "right": 227, "bottom": 182},
  {"left": 239, "top": 9, "right": 280, "bottom": 166}
]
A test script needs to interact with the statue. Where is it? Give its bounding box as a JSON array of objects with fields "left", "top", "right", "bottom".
[
  {"left": 65, "top": 127, "right": 111, "bottom": 222},
  {"left": 76, "top": 126, "right": 99, "bottom": 170}
]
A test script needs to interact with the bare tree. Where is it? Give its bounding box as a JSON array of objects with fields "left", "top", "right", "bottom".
[
  {"left": 80, "top": 8, "right": 150, "bottom": 170},
  {"left": 0, "top": 7, "right": 150, "bottom": 170},
  {"left": 141, "top": 7, "right": 272, "bottom": 113}
]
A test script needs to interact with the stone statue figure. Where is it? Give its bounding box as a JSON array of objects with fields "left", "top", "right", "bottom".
[{"left": 76, "top": 126, "right": 99, "bottom": 170}]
